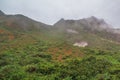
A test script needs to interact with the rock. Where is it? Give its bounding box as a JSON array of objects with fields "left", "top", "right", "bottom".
[{"left": 73, "top": 41, "right": 88, "bottom": 47}]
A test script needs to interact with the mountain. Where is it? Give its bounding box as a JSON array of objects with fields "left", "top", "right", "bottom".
[
  {"left": 54, "top": 16, "right": 120, "bottom": 42},
  {"left": 54, "top": 16, "right": 116, "bottom": 33},
  {"left": 0, "top": 11, "right": 51, "bottom": 32},
  {"left": 1, "top": 10, "right": 120, "bottom": 80},
  {"left": 51, "top": 16, "right": 120, "bottom": 51},
  {"left": 0, "top": 10, "right": 120, "bottom": 51},
  {"left": 0, "top": 11, "right": 52, "bottom": 44}
]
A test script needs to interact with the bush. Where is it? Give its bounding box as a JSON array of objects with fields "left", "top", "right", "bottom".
[{"left": 0, "top": 65, "right": 25, "bottom": 80}]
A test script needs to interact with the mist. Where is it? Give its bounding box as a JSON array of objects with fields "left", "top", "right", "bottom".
[{"left": 0, "top": 0, "right": 120, "bottom": 28}]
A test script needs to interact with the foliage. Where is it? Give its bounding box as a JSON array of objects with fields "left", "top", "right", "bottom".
[{"left": 0, "top": 28, "right": 120, "bottom": 80}]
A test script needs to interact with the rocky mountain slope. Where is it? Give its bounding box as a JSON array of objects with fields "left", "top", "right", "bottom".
[{"left": 53, "top": 16, "right": 120, "bottom": 43}]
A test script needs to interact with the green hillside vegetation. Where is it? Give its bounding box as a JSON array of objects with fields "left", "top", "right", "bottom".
[
  {"left": 0, "top": 29, "right": 120, "bottom": 80},
  {"left": 0, "top": 11, "right": 120, "bottom": 80},
  {"left": 0, "top": 37, "right": 120, "bottom": 80}
]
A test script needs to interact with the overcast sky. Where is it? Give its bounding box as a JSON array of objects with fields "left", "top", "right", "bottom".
[{"left": 0, "top": 0, "right": 120, "bottom": 28}]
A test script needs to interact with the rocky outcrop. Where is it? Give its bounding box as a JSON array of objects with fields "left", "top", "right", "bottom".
[{"left": 73, "top": 41, "right": 88, "bottom": 47}]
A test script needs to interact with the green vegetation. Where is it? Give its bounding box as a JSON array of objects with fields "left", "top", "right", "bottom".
[{"left": 0, "top": 38, "right": 120, "bottom": 80}]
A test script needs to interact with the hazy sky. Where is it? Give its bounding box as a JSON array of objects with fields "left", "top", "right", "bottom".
[{"left": 0, "top": 0, "right": 120, "bottom": 28}]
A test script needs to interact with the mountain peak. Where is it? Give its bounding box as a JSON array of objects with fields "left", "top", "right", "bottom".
[
  {"left": 84, "top": 16, "right": 102, "bottom": 23},
  {"left": 54, "top": 18, "right": 65, "bottom": 26},
  {"left": 85, "top": 16, "right": 108, "bottom": 25},
  {"left": 88, "top": 16, "right": 97, "bottom": 20},
  {"left": 0, "top": 10, "right": 5, "bottom": 16},
  {"left": 60, "top": 18, "right": 65, "bottom": 21},
  {"left": 58, "top": 18, "right": 65, "bottom": 23}
]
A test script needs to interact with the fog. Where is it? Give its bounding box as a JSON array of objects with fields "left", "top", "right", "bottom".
[{"left": 0, "top": 0, "right": 120, "bottom": 28}]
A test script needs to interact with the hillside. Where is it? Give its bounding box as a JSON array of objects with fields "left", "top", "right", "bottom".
[
  {"left": 0, "top": 10, "right": 51, "bottom": 32},
  {"left": 51, "top": 17, "right": 120, "bottom": 51},
  {"left": 0, "top": 10, "right": 51, "bottom": 44},
  {"left": 0, "top": 11, "right": 120, "bottom": 80}
]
